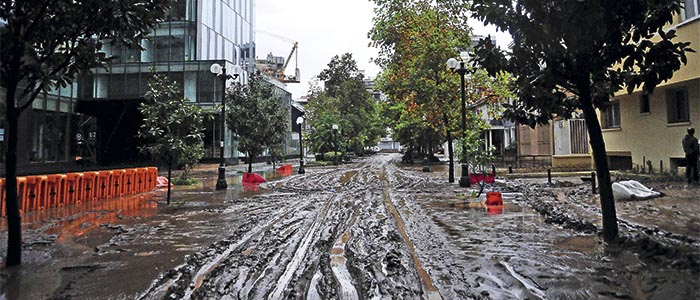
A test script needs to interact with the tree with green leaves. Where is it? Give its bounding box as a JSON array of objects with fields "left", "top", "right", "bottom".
[
  {"left": 138, "top": 73, "right": 209, "bottom": 204},
  {"left": 470, "top": 0, "right": 693, "bottom": 242},
  {"left": 307, "top": 53, "right": 384, "bottom": 158},
  {"left": 370, "top": 0, "right": 513, "bottom": 181},
  {"left": 0, "top": 0, "right": 170, "bottom": 266},
  {"left": 226, "top": 72, "right": 288, "bottom": 173}
]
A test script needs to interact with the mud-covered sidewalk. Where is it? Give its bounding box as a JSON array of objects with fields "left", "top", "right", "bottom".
[{"left": 0, "top": 154, "right": 699, "bottom": 300}]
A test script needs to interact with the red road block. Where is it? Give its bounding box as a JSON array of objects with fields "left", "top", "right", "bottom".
[
  {"left": 46, "top": 174, "right": 66, "bottom": 208},
  {"left": 111, "top": 169, "right": 126, "bottom": 198},
  {"left": 81, "top": 171, "right": 99, "bottom": 202},
  {"left": 64, "top": 173, "right": 83, "bottom": 205},
  {"left": 97, "top": 171, "right": 113, "bottom": 200}
]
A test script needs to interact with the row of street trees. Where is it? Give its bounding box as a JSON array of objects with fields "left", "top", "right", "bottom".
[{"left": 369, "top": 0, "right": 694, "bottom": 243}]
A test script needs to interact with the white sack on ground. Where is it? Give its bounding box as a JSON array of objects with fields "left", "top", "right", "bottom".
[{"left": 612, "top": 180, "right": 662, "bottom": 200}]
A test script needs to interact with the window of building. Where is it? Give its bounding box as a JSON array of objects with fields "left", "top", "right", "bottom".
[
  {"left": 603, "top": 101, "right": 621, "bottom": 129},
  {"left": 685, "top": 0, "right": 699, "bottom": 20},
  {"left": 640, "top": 93, "right": 650, "bottom": 114},
  {"left": 667, "top": 88, "right": 690, "bottom": 123}
]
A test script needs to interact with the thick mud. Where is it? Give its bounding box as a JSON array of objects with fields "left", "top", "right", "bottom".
[
  {"left": 138, "top": 155, "right": 698, "bottom": 300},
  {"left": 1, "top": 154, "right": 699, "bottom": 299}
]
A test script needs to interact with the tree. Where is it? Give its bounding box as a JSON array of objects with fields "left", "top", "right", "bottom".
[
  {"left": 470, "top": 0, "right": 693, "bottom": 242},
  {"left": 226, "top": 72, "right": 287, "bottom": 173},
  {"left": 306, "top": 54, "right": 384, "bottom": 157},
  {"left": 0, "top": 0, "right": 170, "bottom": 266},
  {"left": 370, "top": 0, "right": 512, "bottom": 181},
  {"left": 138, "top": 73, "right": 208, "bottom": 204}
]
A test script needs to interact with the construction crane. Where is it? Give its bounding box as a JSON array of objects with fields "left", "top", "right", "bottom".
[{"left": 256, "top": 30, "right": 300, "bottom": 83}]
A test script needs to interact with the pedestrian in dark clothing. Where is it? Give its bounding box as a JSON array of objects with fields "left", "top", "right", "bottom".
[{"left": 682, "top": 127, "right": 699, "bottom": 184}]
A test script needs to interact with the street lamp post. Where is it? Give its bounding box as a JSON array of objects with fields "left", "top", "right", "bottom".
[
  {"left": 447, "top": 52, "right": 472, "bottom": 187},
  {"left": 296, "top": 116, "right": 305, "bottom": 174},
  {"left": 332, "top": 124, "right": 339, "bottom": 165},
  {"left": 210, "top": 63, "right": 240, "bottom": 190}
]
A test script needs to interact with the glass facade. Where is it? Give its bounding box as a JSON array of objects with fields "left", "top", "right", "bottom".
[{"left": 77, "top": 0, "right": 257, "bottom": 161}]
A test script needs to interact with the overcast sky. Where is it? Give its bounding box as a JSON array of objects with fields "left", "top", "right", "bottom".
[{"left": 255, "top": 0, "right": 511, "bottom": 100}]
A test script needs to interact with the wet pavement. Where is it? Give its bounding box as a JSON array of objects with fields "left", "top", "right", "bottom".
[{"left": 0, "top": 154, "right": 699, "bottom": 299}]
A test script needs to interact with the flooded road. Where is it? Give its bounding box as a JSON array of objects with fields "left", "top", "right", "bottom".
[{"left": 1, "top": 154, "right": 699, "bottom": 299}]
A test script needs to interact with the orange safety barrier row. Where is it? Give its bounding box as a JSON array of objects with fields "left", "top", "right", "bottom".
[{"left": 0, "top": 167, "right": 158, "bottom": 217}]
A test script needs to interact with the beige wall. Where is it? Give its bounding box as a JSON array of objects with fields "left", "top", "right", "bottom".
[
  {"left": 604, "top": 17, "right": 700, "bottom": 172},
  {"left": 605, "top": 79, "right": 700, "bottom": 170},
  {"left": 663, "top": 18, "right": 700, "bottom": 86}
]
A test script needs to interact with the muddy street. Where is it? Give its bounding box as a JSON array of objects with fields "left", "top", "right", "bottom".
[
  {"left": 0, "top": 154, "right": 698, "bottom": 299},
  {"left": 136, "top": 154, "right": 698, "bottom": 300}
]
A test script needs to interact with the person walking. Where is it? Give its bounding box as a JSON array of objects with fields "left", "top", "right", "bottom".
[{"left": 682, "top": 127, "right": 699, "bottom": 184}]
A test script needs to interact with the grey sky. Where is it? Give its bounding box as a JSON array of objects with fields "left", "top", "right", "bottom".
[{"left": 255, "top": 0, "right": 511, "bottom": 100}]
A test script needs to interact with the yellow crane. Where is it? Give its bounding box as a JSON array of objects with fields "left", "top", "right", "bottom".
[{"left": 257, "top": 30, "right": 300, "bottom": 83}]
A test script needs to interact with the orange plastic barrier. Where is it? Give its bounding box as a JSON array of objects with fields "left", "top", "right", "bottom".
[
  {"left": 135, "top": 168, "right": 148, "bottom": 193},
  {"left": 81, "top": 171, "right": 99, "bottom": 202},
  {"left": 64, "top": 172, "right": 83, "bottom": 204},
  {"left": 123, "top": 168, "right": 137, "bottom": 195},
  {"left": 1, "top": 166, "right": 159, "bottom": 218},
  {"left": 23, "top": 176, "right": 47, "bottom": 211},
  {"left": 97, "top": 170, "right": 113, "bottom": 200},
  {"left": 46, "top": 174, "right": 66, "bottom": 208},
  {"left": 146, "top": 167, "right": 158, "bottom": 191},
  {"left": 16, "top": 177, "right": 26, "bottom": 215},
  {"left": 111, "top": 169, "right": 126, "bottom": 198},
  {"left": 0, "top": 178, "right": 5, "bottom": 217}
]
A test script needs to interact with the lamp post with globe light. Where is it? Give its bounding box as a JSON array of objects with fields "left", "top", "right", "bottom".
[
  {"left": 296, "top": 116, "right": 305, "bottom": 174},
  {"left": 210, "top": 63, "right": 241, "bottom": 190},
  {"left": 447, "top": 51, "right": 472, "bottom": 187}
]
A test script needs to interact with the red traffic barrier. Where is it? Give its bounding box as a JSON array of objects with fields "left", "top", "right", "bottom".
[
  {"left": 242, "top": 173, "right": 267, "bottom": 184},
  {"left": 485, "top": 191, "right": 503, "bottom": 206}
]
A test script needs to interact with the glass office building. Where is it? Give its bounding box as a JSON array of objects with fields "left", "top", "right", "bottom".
[
  {"left": 79, "top": 0, "right": 257, "bottom": 163},
  {"left": 2, "top": 0, "right": 264, "bottom": 174}
]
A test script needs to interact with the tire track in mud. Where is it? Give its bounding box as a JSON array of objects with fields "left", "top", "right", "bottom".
[
  {"left": 142, "top": 156, "right": 447, "bottom": 299},
  {"left": 378, "top": 164, "right": 442, "bottom": 300}
]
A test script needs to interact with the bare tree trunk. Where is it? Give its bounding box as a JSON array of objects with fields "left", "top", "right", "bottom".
[
  {"left": 4, "top": 82, "right": 21, "bottom": 266},
  {"left": 248, "top": 154, "right": 253, "bottom": 173},
  {"left": 579, "top": 85, "right": 618, "bottom": 242}
]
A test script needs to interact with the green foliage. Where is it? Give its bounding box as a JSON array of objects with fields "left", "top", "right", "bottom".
[
  {"left": 323, "top": 151, "right": 342, "bottom": 162},
  {"left": 470, "top": 0, "right": 693, "bottom": 242},
  {"left": 171, "top": 174, "right": 199, "bottom": 186},
  {"left": 138, "top": 73, "right": 209, "bottom": 170},
  {"left": 306, "top": 54, "right": 385, "bottom": 155},
  {"left": 470, "top": 0, "right": 693, "bottom": 126},
  {"left": 369, "top": 0, "right": 515, "bottom": 159},
  {"left": 226, "top": 72, "right": 288, "bottom": 171}
]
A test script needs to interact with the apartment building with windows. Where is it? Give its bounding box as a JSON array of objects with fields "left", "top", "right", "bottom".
[{"left": 602, "top": 3, "right": 700, "bottom": 172}]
